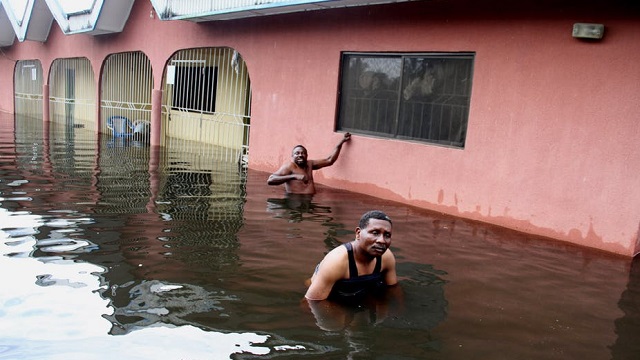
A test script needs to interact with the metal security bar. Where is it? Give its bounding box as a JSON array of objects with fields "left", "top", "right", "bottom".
[
  {"left": 49, "top": 57, "right": 97, "bottom": 135},
  {"left": 162, "top": 47, "right": 251, "bottom": 166},
  {"left": 100, "top": 51, "right": 153, "bottom": 146},
  {"left": 338, "top": 52, "right": 473, "bottom": 148},
  {"left": 14, "top": 60, "right": 44, "bottom": 121}
]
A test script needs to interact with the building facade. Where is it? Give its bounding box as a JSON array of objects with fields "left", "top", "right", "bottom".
[{"left": 0, "top": 0, "right": 638, "bottom": 256}]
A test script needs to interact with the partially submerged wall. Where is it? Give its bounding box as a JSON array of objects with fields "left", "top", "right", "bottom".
[{"left": 0, "top": 0, "right": 637, "bottom": 256}]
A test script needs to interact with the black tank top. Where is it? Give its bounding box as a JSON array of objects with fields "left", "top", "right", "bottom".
[{"left": 329, "top": 242, "right": 385, "bottom": 302}]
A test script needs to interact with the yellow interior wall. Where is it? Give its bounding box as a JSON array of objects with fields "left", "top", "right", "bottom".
[{"left": 49, "top": 58, "right": 97, "bottom": 131}]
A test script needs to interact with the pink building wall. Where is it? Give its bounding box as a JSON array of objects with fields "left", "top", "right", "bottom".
[{"left": 0, "top": 0, "right": 638, "bottom": 256}]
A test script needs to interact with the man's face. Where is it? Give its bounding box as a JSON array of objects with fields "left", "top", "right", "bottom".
[
  {"left": 356, "top": 218, "right": 392, "bottom": 257},
  {"left": 292, "top": 146, "right": 308, "bottom": 167}
]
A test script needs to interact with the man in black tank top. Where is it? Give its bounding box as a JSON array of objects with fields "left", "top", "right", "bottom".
[
  {"left": 327, "top": 241, "right": 386, "bottom": 302},
  {"left": 305, "top": 210, "right": 398, "bottom": 302}
]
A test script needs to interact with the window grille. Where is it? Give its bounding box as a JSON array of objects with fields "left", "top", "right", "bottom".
[
  {"left": 337, "top": 52, "right": 474, "bottom": 148},
  {"left": 162, "top": 47, "right": 251, "bottom": 165},
  {"left": 14, "top": 60, "right": 44, "bottom": 121}
]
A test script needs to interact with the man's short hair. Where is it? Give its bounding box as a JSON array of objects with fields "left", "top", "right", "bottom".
[
  {"left": 359, "top": 210, "right": 392, "bottom": 229},
  {"left": 292, "top": 145, "right": 307, "bottom": 154}
]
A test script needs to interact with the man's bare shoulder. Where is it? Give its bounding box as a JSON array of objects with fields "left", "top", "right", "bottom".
[
  {"left": 317, "top": 244, "right": 349, "bottom": 271},
  {"left": 382, "top": 248, "right": 396, "bottom": 263},
  {"left": 327, "top": 243, "right": 348, "bottom": 256},
  {"left": 273, "top": 161, "right": 295, "bottom": 175}
]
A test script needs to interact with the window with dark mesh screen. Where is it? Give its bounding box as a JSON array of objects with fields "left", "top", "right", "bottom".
[{"left": 337, "top": 52, "right": 474, "bottom": 148}]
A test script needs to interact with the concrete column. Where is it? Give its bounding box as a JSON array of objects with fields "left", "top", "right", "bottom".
[
  {"left": 148, "top": 89, "right": 163, "bottom": 214},
  {"left": 42, "top": 84, "right": 50, "bottom": 169},
  {"left": 151, "top": 89, "right": 162, "bottom": 147},
  {"left": 42, "top": 84, "right": 49, "bottom": 123}
]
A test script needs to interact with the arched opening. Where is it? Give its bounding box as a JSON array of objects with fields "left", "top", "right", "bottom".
[
  {"left": 49, "top": 57, "right": 96, "bottom": 142},
  {"left": 162, "top": 47, "right": 251, "bottom": 165},
  {"left": 100, "top": 51, "right": 153, "bottom": 147},
  {"left": 14, "top": 59, "right": 43, "bottom": 121}
]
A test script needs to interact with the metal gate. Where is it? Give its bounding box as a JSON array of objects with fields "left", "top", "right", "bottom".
[
  {"left": 100, "top": 51, "right": 153, "bottom": 146},
  {"left": 14, "top": 60, "right": 44, "bottom": 121},
  {"left": 49, "top": 57, "right": 97, "bottom": 135},
  {"left": 162, "top": 47, "right": 251, "bottom": 165}
]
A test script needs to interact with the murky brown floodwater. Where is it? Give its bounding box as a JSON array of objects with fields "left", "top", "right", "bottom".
[{"left": 1, "top": 113, "right": 639, "bottom": 360}]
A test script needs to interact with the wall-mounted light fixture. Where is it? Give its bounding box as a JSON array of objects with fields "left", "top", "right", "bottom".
[{"left": 572, "top": 23, "right": 604, "bottom": 40}]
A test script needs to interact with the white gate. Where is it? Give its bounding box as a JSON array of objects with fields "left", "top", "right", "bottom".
[
  {"left": 14, "top": 60, "right": 44, "bottom": 121},
  {"left": 49, "top": 57, "right": 97, "bottom": 135},
  {"left": 162, "top": 47, "right": 251, "bottom": 165},
  {"left": 100, "top": 51, "right": 153, "bottom": 145}
]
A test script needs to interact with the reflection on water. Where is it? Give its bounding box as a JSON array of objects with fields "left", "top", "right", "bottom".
[
  {"left": 105, "top": 279, "right": 237, "bottom": 335},
  {"left": 1, "top": 114, "right": 639, "bottom": 359},
  {"left": 0, "top": 209, "right": 271, "bottom": 359},
  {"left": 611, "top": 256, "right": 640, "bottom": 358},
  {"left": 267, "top": 193, "right": 349, "bottom": 248}
]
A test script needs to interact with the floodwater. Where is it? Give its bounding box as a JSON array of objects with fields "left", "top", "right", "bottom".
[{"left": 1, "top": 113, "right": 639, "bottom": 360}]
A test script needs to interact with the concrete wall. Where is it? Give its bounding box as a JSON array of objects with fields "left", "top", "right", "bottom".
[{"left": 0, "top": 0, "right": 638, "bottom": 256}]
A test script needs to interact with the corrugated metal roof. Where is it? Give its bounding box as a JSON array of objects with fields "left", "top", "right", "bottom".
[{"left": 150, "top": 0, "right": 420, "bottom": 22}]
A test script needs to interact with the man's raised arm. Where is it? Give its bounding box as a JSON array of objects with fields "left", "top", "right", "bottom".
[{"left": 313, "top": 132, "right": 351, "bottom": 170}]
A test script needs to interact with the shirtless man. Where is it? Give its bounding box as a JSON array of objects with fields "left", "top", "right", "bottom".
[
  {"left": 305, "top": 210, "right": 398, "bottom": 302},
  {"left": 267, "top": 132, "right": 351, "bottom": 195}
]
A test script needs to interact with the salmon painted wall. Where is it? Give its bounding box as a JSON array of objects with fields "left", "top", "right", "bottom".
[{"left": 0, "top": 0, "right": 638, "bottom": 256}]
